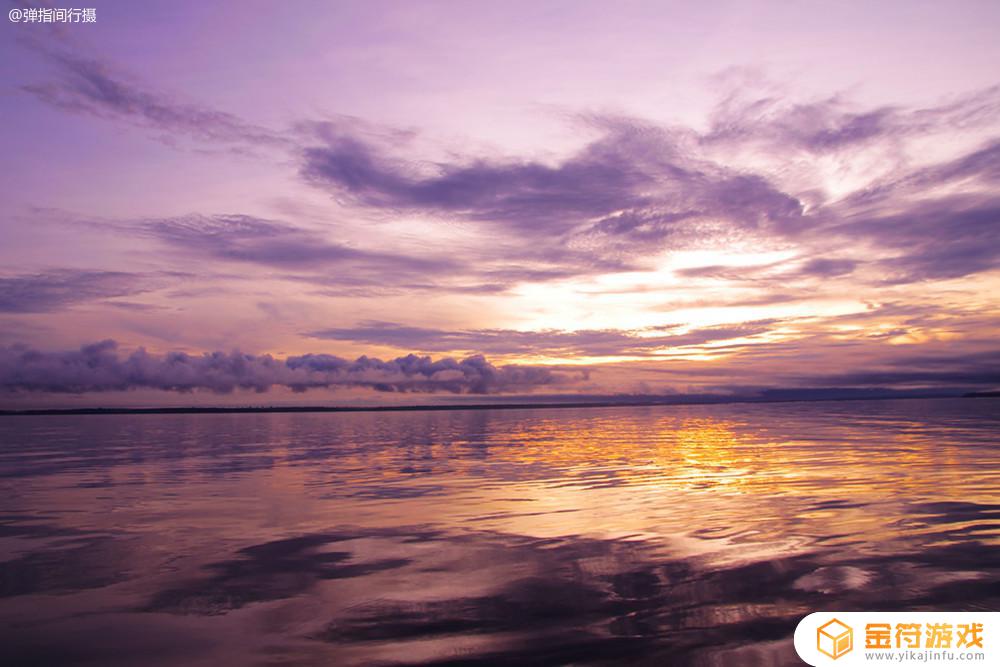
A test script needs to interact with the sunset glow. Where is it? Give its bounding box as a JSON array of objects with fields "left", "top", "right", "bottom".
[
  {"left": 1, "top": 0, "right": 998, "bottom": 407},
  {"left": 2, "top": 5, "right": 999, "bottom": 665}
]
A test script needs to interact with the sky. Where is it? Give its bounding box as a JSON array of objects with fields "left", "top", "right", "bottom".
[{"left": 1, "top": 0, "right": 999, "bottom": 407}]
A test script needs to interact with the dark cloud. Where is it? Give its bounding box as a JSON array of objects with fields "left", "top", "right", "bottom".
[
  {"left": 796, "top": 258, "right": 858, "bottom": 278},
  {"left": 791, "top": 350, "right": 1000, "bottom": 388},
  {"left": 301, "top": 129, "right": 652, "bottom": 234},
  {"left": 0, "top": 340, "right": 580, "bottom": 395},
  {"left": 300, "top": 121, "right": 803, "bottom": 244},
  {"left": 833, "top": 194, "right": 1000, "bottom": 284},
  {"left": 0, "top": 270, "right": 150, "bottom": 313},
  {"left": 22, "top": 51, "right": 286, "bottom": 147},
  {"left": 308, "top": 320, "right": 778, "bottom": 357}
]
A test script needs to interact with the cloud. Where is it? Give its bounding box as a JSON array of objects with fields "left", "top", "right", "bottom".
[
  {"left": 703, "top": 85, "right": 1000, "bottom": 153},
  {"left": 842, "top": 142, "right": 1000, "bottom": 217},
  {"left": 97, "top": 213, "right": 633, "bottom": 293},
  {"left": 708, "top": 98, "right": 897, "bottom": 152},
  {"left": 301, "top": 130, "right": 649, "bottom": 234},
  {"left": 295, "top": 93, "right": 1000, "bottom": 289},
  {"left": 0, "top": 270, "right": 151, "bottom": 313},
  {"left": 678, "top": 256, "right": 859, "bottom": 283},
  {"left": 300, "top": 120, "right": 804, "bottom": 243},
  {"left": 832, "top": 193, "right": 1000, "bottom": 284},
  {"left": 17, "top": 39, "right": 1000, "bottom": 359},
  {"left": 308, "top": 320, "right": 778, "bottom": 357},
  {"left": 677, "top": 135, "right": 1000, "bottom": 287},
  {"left": 0, "top": 341, "right": 581, "bottom": 395},
  {"left": 133, "top": 214, "right": 584, "bottom": 293},
  {"left": 140, "top": 214, "right": 456, "bottom": 275},
  {"left": 789, "top": 350, "right": 1000, "bottom": 388},
  {"left": 26, "top": 43, "right": 1000, "bottom": 290},
  {"left": 22, "top": 51, "right": 286, "bottom": 148}
]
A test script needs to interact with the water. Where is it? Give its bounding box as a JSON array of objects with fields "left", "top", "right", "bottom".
[{"left": 1, "top": 398, "right": 998, "bottom": 665}]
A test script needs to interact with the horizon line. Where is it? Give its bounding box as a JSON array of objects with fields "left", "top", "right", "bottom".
[{"left": 3, "top": 390, "right": 997, "bottom": 417}]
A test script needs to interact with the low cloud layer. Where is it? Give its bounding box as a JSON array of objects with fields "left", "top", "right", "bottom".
[
  {"left": 798, "top": 349, "right": 1000, "bottom": 388},
  {"left": 0, "top": 341, "right": 580, "bottom": 395}
]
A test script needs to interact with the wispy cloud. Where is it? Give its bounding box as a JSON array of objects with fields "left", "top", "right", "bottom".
[
  {"left": 95, "top": 213, "right": 634, "bottom": 293},
  {"left": 140, "top": 214, "right": 457, "bottom": 275},
  {"left": 703, "top": 85, "right": 1000, "bottom": 153},
  {"left": 22, "top": 50, "right": 287, "bottom": 148},
  {"left": 0, "top": 270, "right": 152, "bottom": 313},
  {"left": 308, "top": 320, "right": 778, "bottom": 357},
  {"left": 678, "top": 257, "right": 859, "bottom": 282}
]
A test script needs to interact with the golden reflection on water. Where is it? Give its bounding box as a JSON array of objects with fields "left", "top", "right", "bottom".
[
  {"left": 168, "top": 401, "right": 997, "bottom": 568},
  {"left": 0, "top": 399, "right": 998, "bottom": 666},
  {"left": 5, "top": 402, "right": 997, "bottom": 559}
]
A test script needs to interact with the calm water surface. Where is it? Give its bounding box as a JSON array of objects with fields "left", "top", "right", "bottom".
[{"left": 1, "top": 398, "right": 998, "bottom": 665}]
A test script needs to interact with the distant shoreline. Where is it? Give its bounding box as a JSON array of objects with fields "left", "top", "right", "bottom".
[{"left": 1, "top": 391, "right": 993, "bottom": 417}]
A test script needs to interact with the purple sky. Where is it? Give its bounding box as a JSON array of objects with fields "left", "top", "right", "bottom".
[{"left": 2, "top": 0, "right": 999, "bottom": 407}]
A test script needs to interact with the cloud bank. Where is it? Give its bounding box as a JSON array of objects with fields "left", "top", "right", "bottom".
[{"left": 0, "top": 341, "right": 581, "bottom": 395}]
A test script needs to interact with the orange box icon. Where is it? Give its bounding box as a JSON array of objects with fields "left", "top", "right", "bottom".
[{"left": 817, "top": 618, "right": 853, "bottom": 659}]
